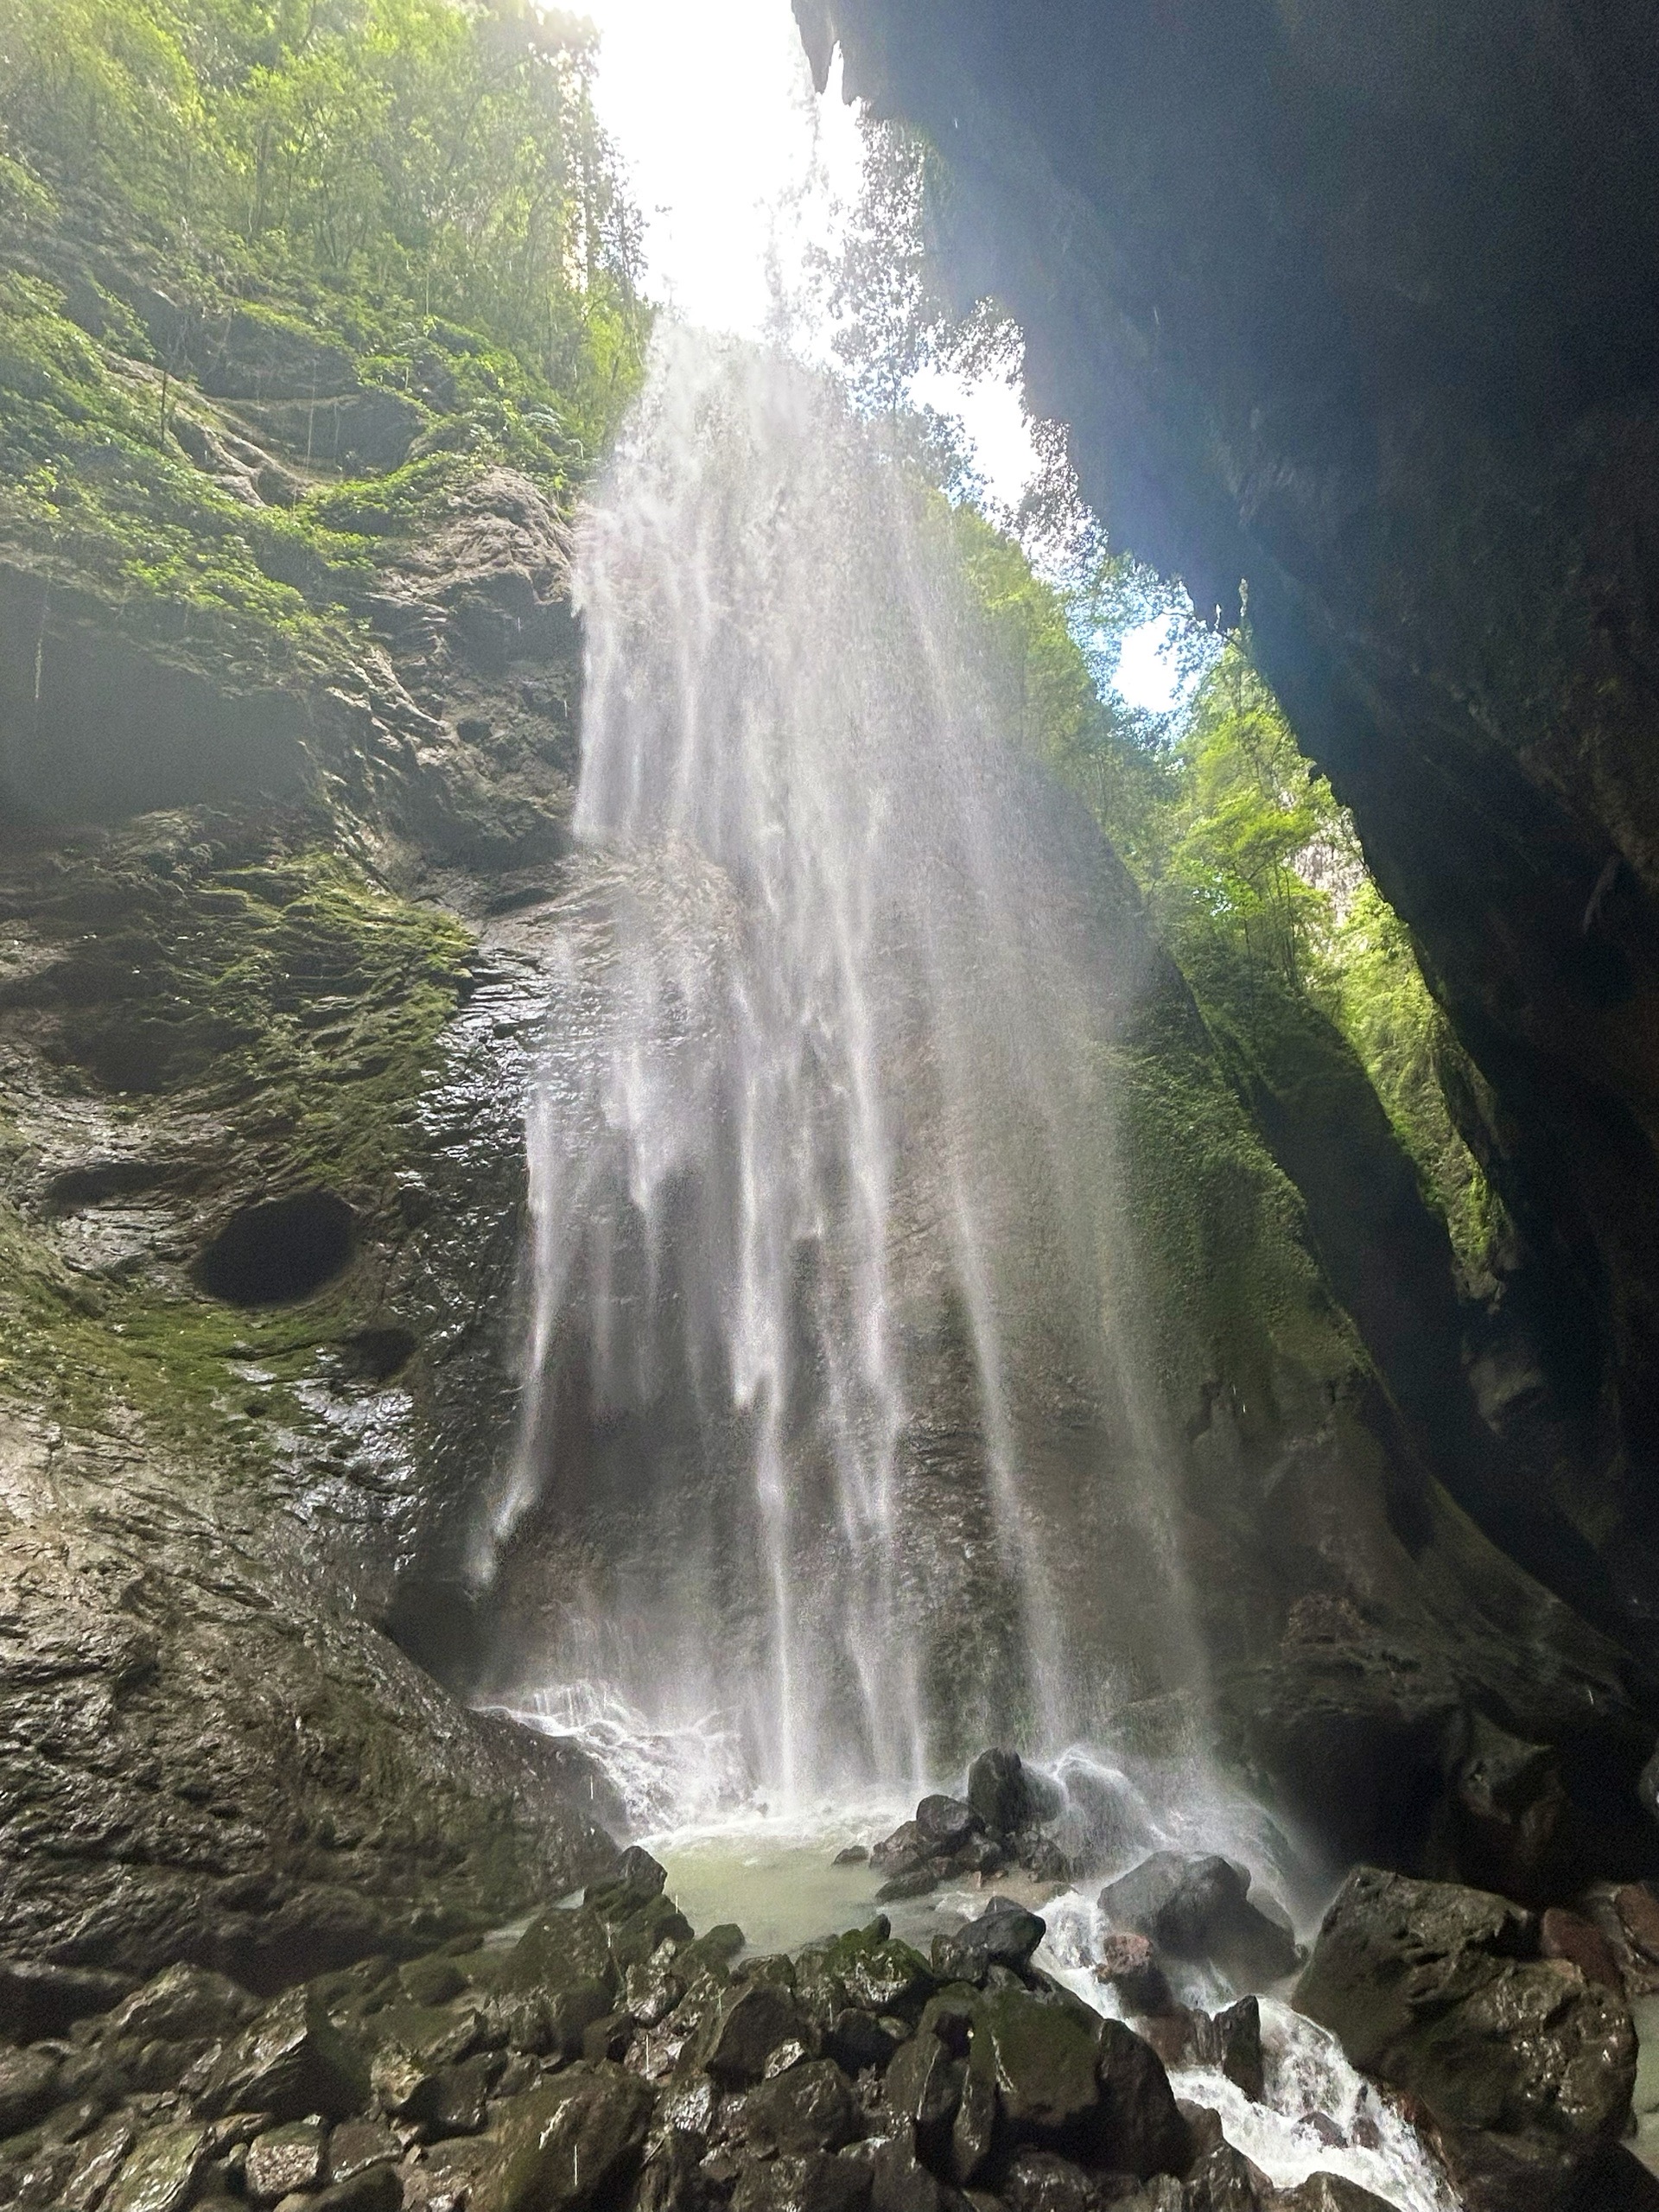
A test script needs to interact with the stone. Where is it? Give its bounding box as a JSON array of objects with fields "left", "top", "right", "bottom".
[
  {"left": 1439, "top": 1715, "right": 1580, "bottom": 1907},
  {"left": 948, "top": 2052, "right": 998, "bottom": 2188},
  {"left": 830, "top": 1938, "right": 938, "bottom": 2024},
  {"left": 932, "top": 1899, "right": 1046, "bottom": 1986},
  {"left": 696, "top": 1981, "right": 815, "bottom": 2087},
  {"left": 0, "top": 2044, "right": 61, "bottom": 2137},
  {"left": 471, "top": 2063, "right": 653, "bottom": 2212},
  {"left": 102, "top": 2120, "right": 210, "bottom": 2212},
  {"left": 1192, "top": 1998, "right": 1263, "bottom": 2101},
  {"left": 200, "top": 1984, "right": 372, "bottom": 2121},
  {"left": 741, "top": 2057, "right": 858, "bottom": 2155},
  {"left": 327, "top": 2119, "right": 402, "bottom": 2184},
  {"left": 915, "top": 1797, "right": 982, "bottom": 1854},
  {"left": 1615, "top": 1885, "right": 1659, "bottom": 1964},
  {"left": 1097, "top": 1856, "right": 1299, "bottom": 1986},
  {"left": 1182, "top": 2142, "right": 1262, "bottom": 2212},
  {"left": 1001, "top": 2150, "right": 1114, "bottom": 2212},
  {"left": 1273, "top": 2181, "right": 1396, "bottom": 2212},
  {"left": 400, "top": 1959, "right": 468, "bottom": 2010},
  {"left": 423, "top": 2054, "right": 497, "bottom": 2136},
  {"left": 1541, "top": 1908, "right": 1624, "bottom": 1995},
  {"left": 105, "top": 1963, "right": 258, "bottom": 2048},
  {"left": 876, "top": 1869, "right": 945, "bottom": 1904},
  {"left": 969, "top": 1986, "right": 1101, "bottom": 2148},
  {"left": 885, "top": 2029, "right": 963, "bottom": 2162},
  {"left": 826, "top": 2009, "right": 903, "bottom": 2075},
  {"left": 731, "top": 2150, "right": 872, "bottom": 2212},
  {"left": 549, "top": 1980, "right": 618, "bottom": 2060},
  {"left": 313, "top": 2169, "right": 404, "bottom": 2212},
  {"left": 870, "top": 1824, "right": 930, "bottom": 1879},
  {"left": 246, "top": 2120, "right": 328, "bottom": 2201},
  {"left": 1009, "top": 1832, "right": 1071, "bottom": 1885},
  {"left": 965, "top": 1751, "right": 1062, "bottom": 1839},
  {"left": 505, "top": 1908, "right": 623, "bottom": 1999},
  {"left": 862, "top": 2133, "right": 952, "bottom": 2212},
  {"left": 1095, "top": 2020, "right": 1192, "bottom": 2180},
  {"left": 1296, "top": 1866, "right": 1636, "bottom": 2138},
  {"left": 1092, "top": 1934, "right": 1173, "bottom": 2017},
  {"left": 61, "top": 2111, "right": 139, "bottom": 2212},
  {"left": 834, "top": 1847, "right": 869, "bottom": 1867}
]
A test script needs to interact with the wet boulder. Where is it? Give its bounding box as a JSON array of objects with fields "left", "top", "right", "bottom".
[
  {"left": 885, "top": 2024, "right": 965, "bottom": 2164},
  {"left": 915, "top": 1796, "right": 982, "bottom": 1855},
  {"left": 1097, "top": 1855, "right": 1298, "bottom": 1988},
  {"left": 740, "top": 2056, "right": 858, "bottom": 2155},
  {"left": 1181, "top": 2139, "right": 1264, "bottom": 2211},
  {"left": 732, "top": 2148, "right": 873, "bottom": 2212},
  {"left": 965, "top": 1750, "right": 1063, "bottom": 1840},
  {"left": 1092, "top": 1933, "right": 1173, "bottom": 2017},
  {"left": 0, "top": 2044, "right": 61, "bottom": 2136},
  {"left": 931, "top": 1898, "right": 1046, "bottom": 1986},
  {"left": 101, "top": 2120, "right": 210, "bottom": 2212},
  {"left": 1001, "top": 2146, "right": 1113, "bottom": 2212},
  {"left": 246, "top": 2119, "right": 327, "bottom": 2199},
  {"left": 1274, "top": 2180, "right": 1401, "bottom": 2212},
  {"left": 473, "top": 2062, "right": 652, "bottom": 2212},
  {"left": 103, "top": 1962, "right": 257, "bottom": 2048},
  {"left": 969, "top": 1986, "right": 1102, "bottom": 2149},
  {"left": 695, "top": 1977, "right": 816, "bottom": 2086},
  {"left": 1094, "top": 2018, "right": 1192, "bottom": 2180},
  {"left": 1294, "top": 1866, "right": 1637, "bottom": 2207},
  {"left": 503, "top": 1904, "right": 624, "bottom": 1999},
  {"left": 198, "top": 1983, "right": 371, "bottom": 2120}
]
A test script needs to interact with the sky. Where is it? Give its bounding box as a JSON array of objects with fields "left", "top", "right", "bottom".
[{"left": 573, "top": 0, "right": 1179, "bottom": 712}]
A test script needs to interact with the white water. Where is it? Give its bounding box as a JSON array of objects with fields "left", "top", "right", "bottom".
[{"left": 472, "top": 329, "right": 1206, "bottom": 1804}]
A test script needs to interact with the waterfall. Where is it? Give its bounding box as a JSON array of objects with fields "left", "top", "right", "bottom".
[{"left": 473, "top": 330, "right": 1205, "bottom": 1809}]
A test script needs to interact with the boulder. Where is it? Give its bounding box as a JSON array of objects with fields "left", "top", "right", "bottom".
[
  {"left": 471, "top": 2063, "right": 652, "bottom": 2212},
  {"left": 326, "top": 2120, "right": 401, "bottom": 2186},
  {"left": 731, "top": 2149, "right": 872, "bottom": 2212},
  {"left": 1093, "top": 1933, "right": 1173, "bottom": 2017},
  {"left": 1001, "top": 2147, "right": 1111, "bottom": 2212},
  {"left": 198, "top": 1984, "right": 371, "bottom": 2121},
  {"left": 246, "top": 2120, "right": 327, "bottom": 2201},
  {"left": 104, "top": 1962, "right": 258, "bottom": 2047},
  {"left": 696, "top": 1980, "right": 815, "bottom": 2087},
  {"left": 966, "top": 1751, "right": 1062, "bottom": 1839},
  {"left": 740, "top": 2058, "right": 858, "bottom": 2156},
  {"left": 1182, "top": 2140, "right": 1263, "bottom": 2211},
  {"left": 1539, "top": 1908, "right": 1624, "bottom": 1995},
  {"left": 0, "top": 2044, "right": 60, "bottom": 2137},
  {"left": 915, "top": 1796, "right": 982, "bottom": 1854},
  {"left": 1097, "top": 1855, "right": 1299, "bottom": 1987},
  {"left": 102, "top": 2120, "right": 210, "bottom": 2212},
  {"left": 931, "top": 1898, "right": 1046, "bottom": 1984},
  {"left": 968, "top": 1986, "right": 1102, "bottom": 2150},
  {"left": 885, "top": 2025, "right": 964, "bottom": 2163},
  {"left": 503, "top": 1906, "right": 621, "bottom": 1999},
  {"left": 1273, "top": 2181, "right": 1396, "bottom": 2212},
  {"left": 1094, "top": 2018, "right": 1192, "bottom": 2180},
  {"left": 1294, "top": 1867, "right": 1637, "bottom": 2207}
]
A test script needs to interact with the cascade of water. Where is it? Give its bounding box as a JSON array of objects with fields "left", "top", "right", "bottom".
[{"left": 472, "top": 329, "right": 1205, "bottom": 1808}]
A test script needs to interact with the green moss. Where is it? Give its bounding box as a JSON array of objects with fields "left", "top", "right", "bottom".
[
  {"left": 1111, "top": 969, "right": 1359, "bottom": 1440},
  {"left": 0, "top": 833, "right": 473, "bottom": 1465}
]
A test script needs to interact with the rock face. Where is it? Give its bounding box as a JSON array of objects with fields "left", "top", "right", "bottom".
[
  {"left": 1295, "top": 1866, "right": 1637, "bottom": 2205},
  {"left": 794, "top": 0, "right": 1659, "bottom": 1666}
]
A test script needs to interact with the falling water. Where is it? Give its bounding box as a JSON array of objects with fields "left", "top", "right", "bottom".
[{"left": 473, "top": 330, "right": 1205, "bottom": 1808}]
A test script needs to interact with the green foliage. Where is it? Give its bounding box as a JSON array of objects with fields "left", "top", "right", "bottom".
[{"left": 0, "top": 0, "right": 645, "bottom": 444}]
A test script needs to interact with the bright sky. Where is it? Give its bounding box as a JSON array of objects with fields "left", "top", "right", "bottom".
[{"left": 574, "top": 0, "right": 1179, "bottom": 712}]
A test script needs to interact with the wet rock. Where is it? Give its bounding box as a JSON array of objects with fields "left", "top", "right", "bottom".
[
  {"left": 102, "top": 2120, "right": 210, "bottom": 2212},
  {"left": 1008, "top": 1833, "right": 1071, "bottom": 1886},
  {"left": 932, "top": 1901, "right": 1046, "bottom": 1986},
  {"left": 1091, "top": 1935, "right": 1172, "bottom": 2018},
  {"left": 1436, "top": 1715, "right": 1581, "bottom": 1908},
  {"left": 1097, "top": 1856, "right": 1298, "bottom": 1988},
  {"left": 62, "top": 2111, "right": 138, "bottom": 2212},
  {"left": 246, "top": 2119, "right": 327, "bottom": 2201},
  {"left": 1094, "top": 2020, "right": 1192, "bottom": 2180},
  {"left": 804, "top": 1929, "right": 938, "bottom": 2025},
  {"left": 886, "top": 2027, "right": 964, "bottom": 2162},
  {"left": 1191, "top": 1998, "right": 1263, "bottom": 2102},
  {"left": 871, "top": 1825, "right": 930, "bottom": 1880},
  {"left": 1182, "top": 2140, "right": 1263, "bottom": 2211},
  {"left": 327, "top": 2119, "right": 402, "bottom": 2185},
  {"left": 1274, "top": 2177, "right": 1395, "bottom": 2212},
  {"left": 826, "top": 2009, "right": 903, "bottom": 2075},
  {"left": 472, "top": 2062, "right": 653, "bottom": 2212},
  {"left": 1001, "top": 2148, "right": 1110, "bottom": 2212},
  {"left": 1540, "top": 1908, "right": 1624, "bottom": 1995},
  {"left": 948, "top": 2050, "right": 998, "bottom": 2187},
  {"left": 965, "top": 1751, "right": 1062, "bottom": 1840},
  {"left": 732, "top": 2149, "right": 873, "bottom": 2212},
  {"left": 400, "top": 1959, "right": 469, "bottom": 2010},
  {"left": 105, "top": 1963, "right": 258, "bottom": 2047},
  {"left": 0, "top": 2044, "right": 61, "bottom": 2136},
  {"left": 834, "top": 1847, "right": 869, "bottom": 1867},
  {"left": 876, "top": 1869, "right": 947, "bottom": 1904},
  {"left": 1614, "top": 1883, "right": 1659, "bottom": 1963},
  {"left": 549, "top": 1980, "right": 619, "bottom": 2060},
  {"left": 969, "top": 1986, "right": 1101, "bottom": 2149},
  {"left": 505, "top": 1908, "right": 622, "bottom": 2000},
  {"left": 916, "top": 1798, "right": 983, "bottom": 1855},
  {"left": 200, "top": 1984, "right": 372, "bottom": 2121},
  {"left": 741, "top": 2057, "right": 858, "bottom": 2154},
  {"left": 314, "top": 2165, "right": 404, "bottom": 2212},
  {"left": 861, "top": 2133, "right": 954, "bottom": 2212},
  {"left": 1295, "top": 1866, "right": 1636, "bottom": 2205},
  {"left": 696, "top": 1980, "right": 816, "bottom": 2087}
]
